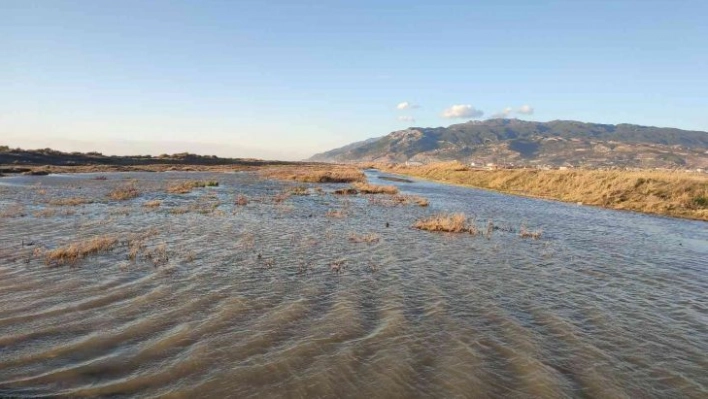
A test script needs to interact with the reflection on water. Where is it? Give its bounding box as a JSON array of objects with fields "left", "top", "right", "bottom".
[{"left": 0, "top": 171, "right": 706, "bottom": 398}]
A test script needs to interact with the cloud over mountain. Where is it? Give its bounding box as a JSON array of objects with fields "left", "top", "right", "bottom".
[
  {"left": 441, "top": 104, "right": 484, "bottom": 119},
  {"left": 396, "top": 101, "right": 419, "bottom": 110},
  {"left": 518, "top": 105, "right": 534, "bottom": 115}
]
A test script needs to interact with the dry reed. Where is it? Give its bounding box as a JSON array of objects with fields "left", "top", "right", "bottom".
[
  {"left": 48, "top": 197, "right": 93, "bottom": 206},
  {"left": 352, "top": 182, "right": 399, "bottom": 194},
  {"left": 143, "top": 200, "right": 162, "bottom": 208},
  {"left": 378, "top": 162, "right": 708, "bottom": 221},
  {"left": 45, "top": 235, "right": 118, "bottom": 266},
  {"left": 348, "top": 233, "right": 380, "bottom": 243},
  {"left": 167, "top": 180, "right": 219, "bottom": 194},
  {"left": 413, "top": 213, "right": 479, "bottom": 234},
  {"left": 261, "top": 165, "right": 365, "bottom": 183},
  {"left": 108, "top": 185, "right": 139, "bottom": 201}
]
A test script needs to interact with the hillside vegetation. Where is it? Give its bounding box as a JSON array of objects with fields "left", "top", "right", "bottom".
[
  {"left": 376, "top": 162, "right": 708, "bottom": 221},
  {"left": 310, "top": 119, "right": 708, "bottom": 169}
]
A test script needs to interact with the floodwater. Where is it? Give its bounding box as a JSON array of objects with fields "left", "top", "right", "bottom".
[{"left": 0, "top": 170, "right": 706, "bottom": 398}]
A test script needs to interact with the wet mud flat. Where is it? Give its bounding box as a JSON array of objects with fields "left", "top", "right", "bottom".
[{"left": 0, "top": 171, "right": 707, "bottom": 398}]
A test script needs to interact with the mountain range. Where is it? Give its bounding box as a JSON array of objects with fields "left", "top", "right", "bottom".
[{"left": 309, "top": 119, "right": 708, "bottom": 169}]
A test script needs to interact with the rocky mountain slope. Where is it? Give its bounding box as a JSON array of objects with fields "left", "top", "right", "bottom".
[{"left": 309, "top": 119, "right": 708, "bottom": 169}]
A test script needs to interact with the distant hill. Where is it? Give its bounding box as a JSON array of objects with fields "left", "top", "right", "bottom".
[
  {"left": 309, "top": 119, "right": 708, "bottom": 169},
  {"left": 0, "top": 146, "right": 292, "bottom": 168}
]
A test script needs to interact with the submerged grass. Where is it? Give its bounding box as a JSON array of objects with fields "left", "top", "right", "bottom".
[
  {"left": 45, "top": 236, "right": 118, "bottom": 266},
  {"left": 167, "top": 180, "right": 219, "bottom": 194},
  {"left": 378, "top": 161, "right": 708, "bottom": 221},
  {"left": 48, "top": 197, "right": 93, "bottom": 206},
  {"left": 108, "top": 185, "right": 139, "bottom": 201},
  {"left": 413, "top": 213, "right": 479, "bottom": 234}
]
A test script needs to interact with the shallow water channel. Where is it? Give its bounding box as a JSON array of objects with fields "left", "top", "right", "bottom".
[{"left": 0, "top": 170, "right": 706, "bottom": 398}]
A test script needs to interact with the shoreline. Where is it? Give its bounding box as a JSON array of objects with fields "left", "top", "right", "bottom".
[{"left": 373, "top": 163, "right": 708, "bottom": 222}]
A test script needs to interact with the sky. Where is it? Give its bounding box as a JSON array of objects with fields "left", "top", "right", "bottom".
[{"left": 2, "top": 0, "right": 707, "bottom": 160}]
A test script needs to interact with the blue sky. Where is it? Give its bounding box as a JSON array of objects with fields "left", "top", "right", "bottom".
[{"left": 2, "top": 0, "right": 707, "bottom": 159}]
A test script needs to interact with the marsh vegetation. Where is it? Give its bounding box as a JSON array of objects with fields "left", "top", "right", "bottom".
[{"left": 0, "top": 168, "right": 705, "bottom": 398}]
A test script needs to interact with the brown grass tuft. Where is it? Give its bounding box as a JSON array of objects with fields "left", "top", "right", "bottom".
[
  {"left": 519, "top": 224, "right": 543, "bottom": 239},
  {"left": 166, "top": 180, "right": 219, "bottom": 194},
  {"left": 48, "top": 197, "right": 93, "bottom": 206},
  {"left": 413, "top": 213, "right": 479, "bottom": 234},
  {"left": 333, "top": 187, "right": 358, "bottom": 195},
  {"left": 289, "top": 186, "right": 310, "bottom": 195},
  {"left": 352, "top": 182, "right": 399, "bottom": 194},
  {"left": 143, "top": 200, "right": 162, "bottom": 208},
  {"left": 325, "top": 209, "right": 348, "bottom": 218},
  {"left": 0, "top": 205, "right": 27, "bottom": 218},
  {"left": 45, "top": 236, "right": 118, "bottom": 266},
  {"left": 108, "top": 185, "right": 139, "bottom": 201},
  {"left": 348, "top": 233, "right": 380, "bottom": 244},
  {"left": 261, "top": 165, "right": 366, "bottom": 183},
  {"left": 368, "top": 194, "right": 429, "bottom": 207}
]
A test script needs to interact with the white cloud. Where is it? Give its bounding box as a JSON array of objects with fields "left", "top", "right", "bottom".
[
  {"left": 518, "top": 104, "right": 534, "bottom": 115},
  {"left": 397, "top": 115, "right": 415, "bottom": 122},
  {"left": 396, "top": 101, "right": 419, "bottom": 110},
  {"left": 441, "top": 104, "right": 484, "bottom": 119},
  {"left": 491, "top": 107, "right": 513, "bottom": 118}
]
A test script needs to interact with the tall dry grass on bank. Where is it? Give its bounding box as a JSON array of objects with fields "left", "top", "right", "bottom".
[
  {"left": 378, "top": 162, "right": 708, "bottom": 221},
  {"left": 261, "top": 165, "right": 365, "bottom": 183}
]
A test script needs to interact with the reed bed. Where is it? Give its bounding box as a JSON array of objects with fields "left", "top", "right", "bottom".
[{"left": 378, "top": 162, "right": 708, "bottom": 221}]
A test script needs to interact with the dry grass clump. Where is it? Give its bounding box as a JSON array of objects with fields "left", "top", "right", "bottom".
[
  {"left": 143, "top": 200, "right": 162, "bottom": 208},
  {"left": 378, "top": 162, "right": 708, "bottom": 221},
  {"left": 49, "top": 197, "right": 93, "bottom": 206},
  {"left": 352, "top": 182, "right": 399, "bottom": 194},
  {"left": 413, "top": 213, "right": 479, "bottom": 234},
  {"left": 348, "top": 233, "right": 380, "bottom": 244},
  {"left": 262, "top": 165, "right": 366, "bottom": 183},
  {"left": 167, "top": 180, "right": 219, "bottom": 194},
  {"left": 45, "top": 235, "right": 118, "bottom": 266},
  {"left": 0, "top": 205, "right": 27, "bottom": 218},
  {"left": 519, "top": 224, "right": 543, "bottom": 239},
  {"left": 333, "top": 187, "right": 358, "bottom": 195},
  {"left": 33, "top": 208, "right": 57, "bottom": 218},
  {"left": 325, "top": 209, "right": 348, "bottom": 218},
  {"left": 368, "top": 194, "right": 429, "bottom": 207},
  {"left": 108, "top": 184, "right": 139, "bottom": 201},
  {"left": 273, "top": 192, "right": 291, "bottom": 203},
  {"left": 289, "top": 186, "right": 310, "bottom": 195},
  {"left": 235, "top": 195, "right": 249, "bottom": 206}
]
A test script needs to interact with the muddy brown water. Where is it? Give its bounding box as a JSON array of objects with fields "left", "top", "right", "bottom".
[{"left": 0, "top": 170, "right": 706, "bottom": 398}]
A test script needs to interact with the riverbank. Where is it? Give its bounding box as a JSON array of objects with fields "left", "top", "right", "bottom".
[{"left": 374, "top": 162, "right": 708, "bottom": 221}]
